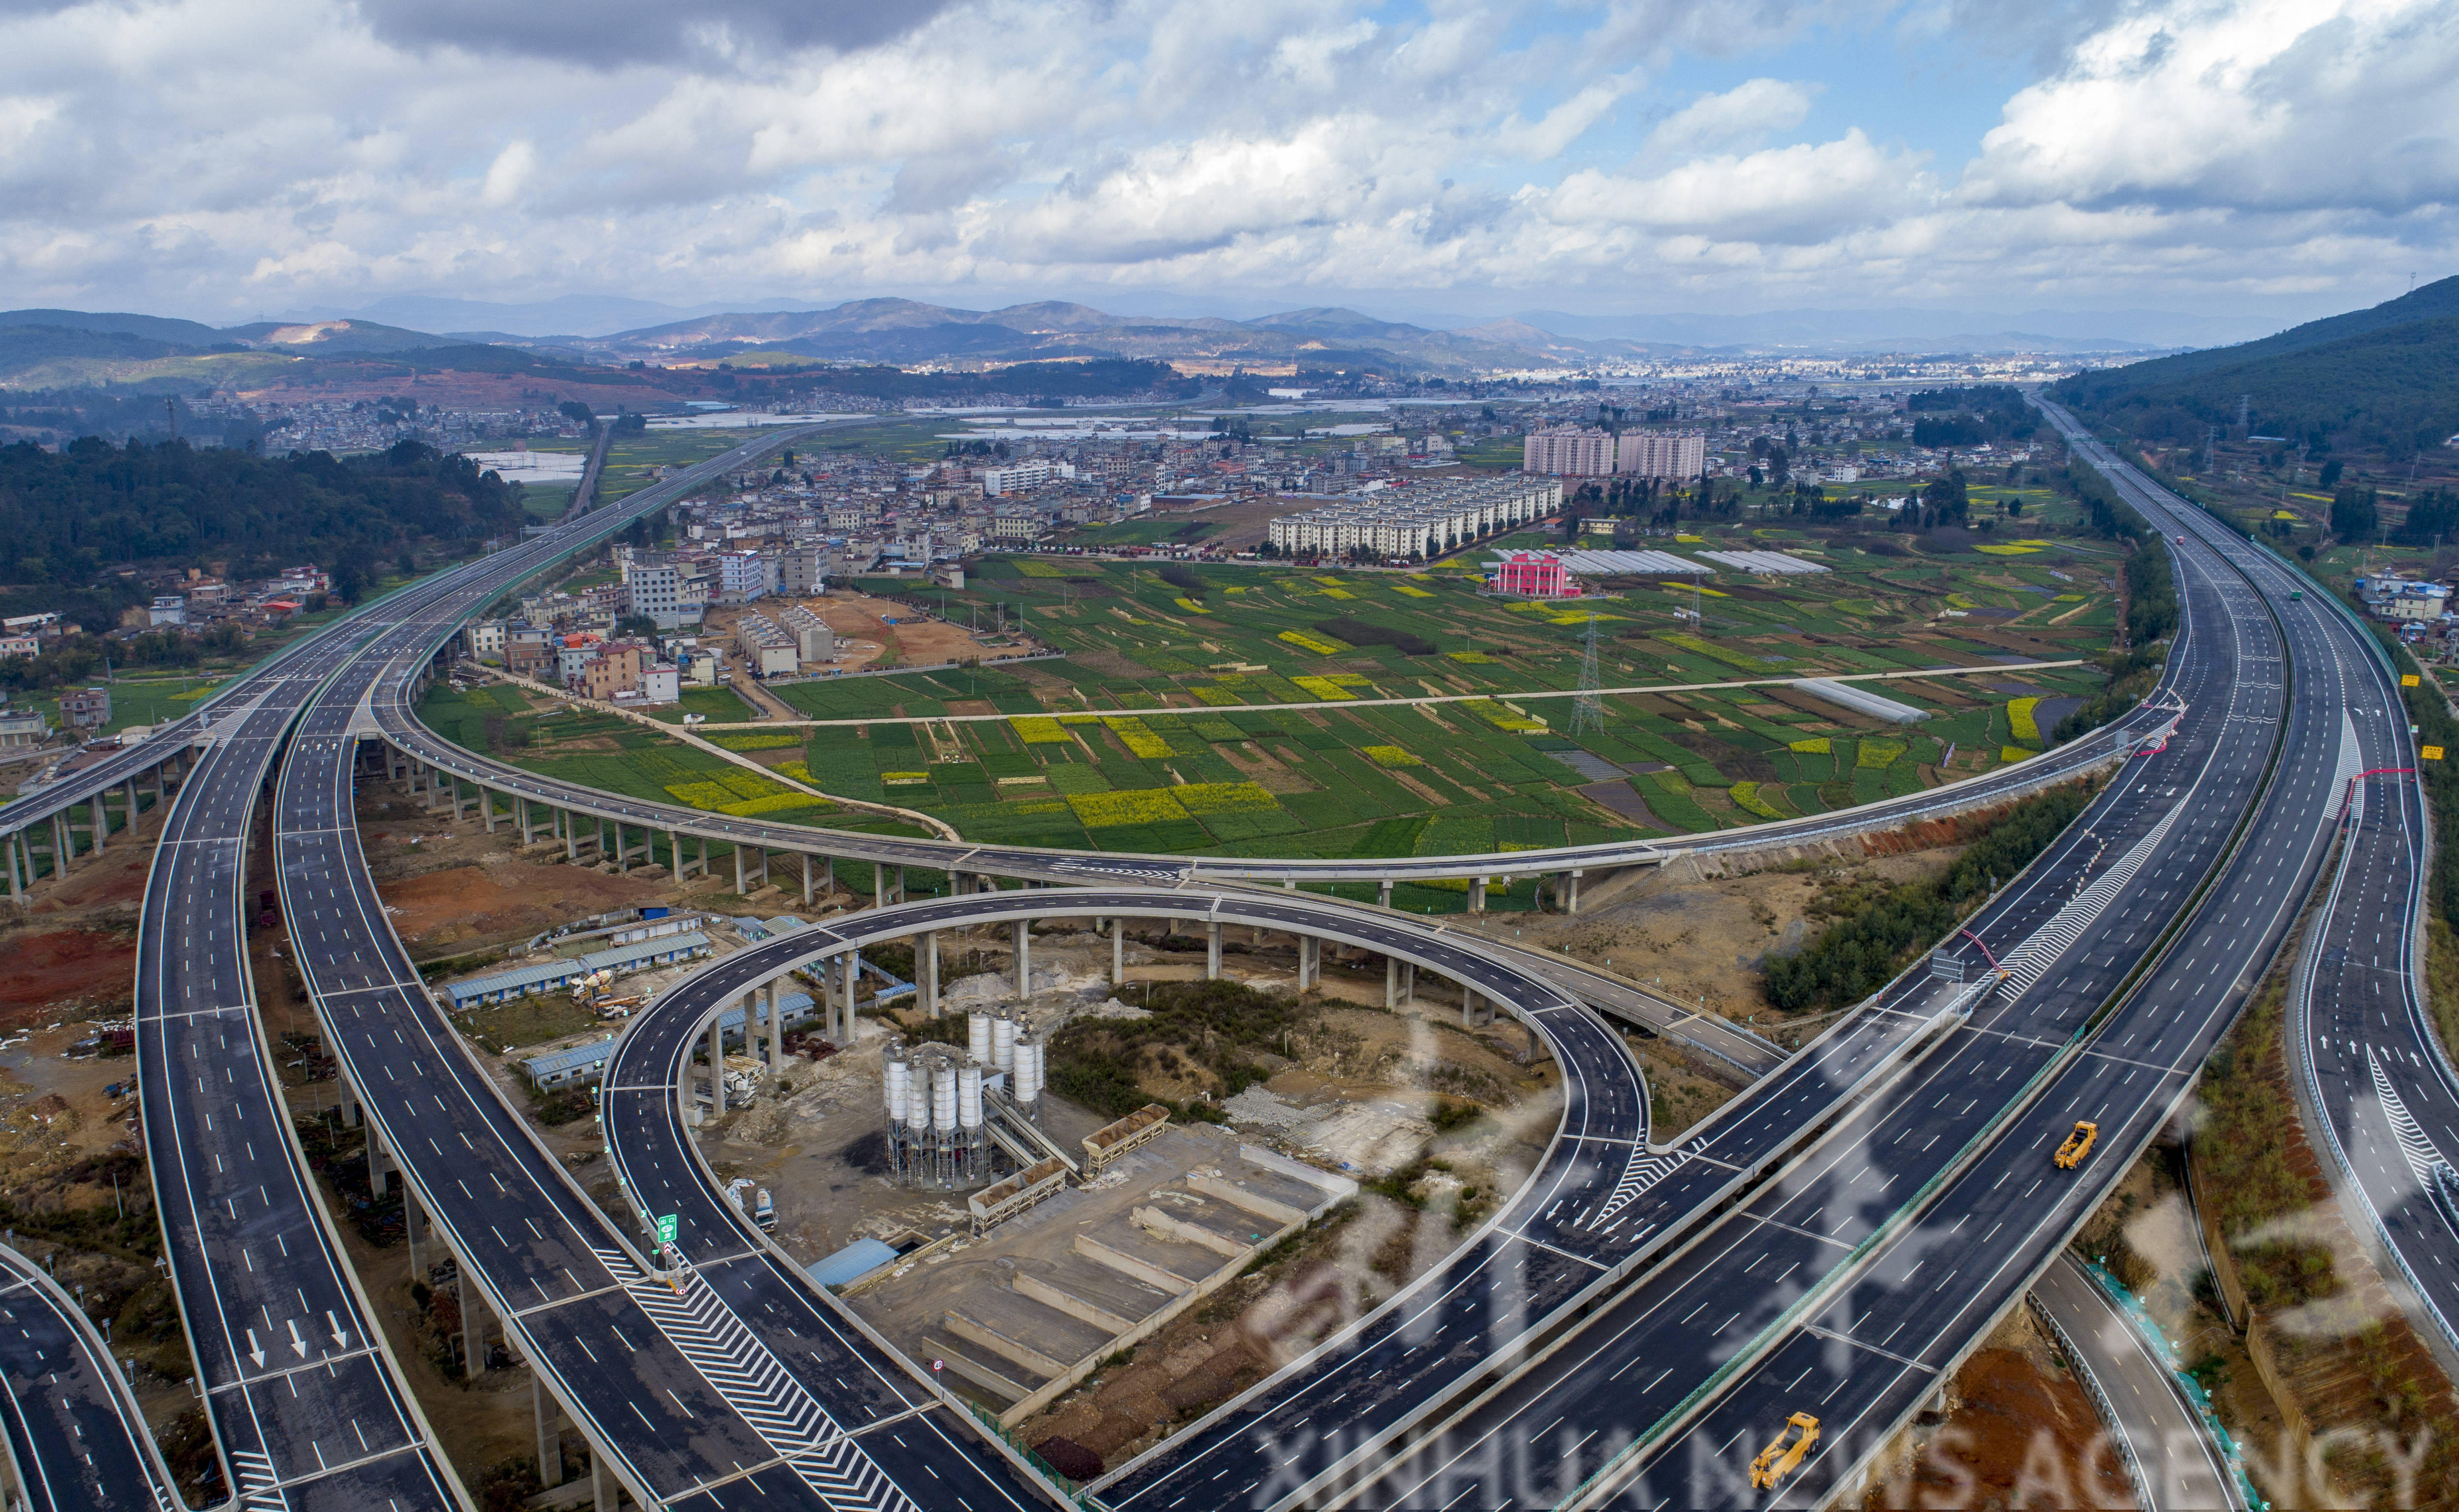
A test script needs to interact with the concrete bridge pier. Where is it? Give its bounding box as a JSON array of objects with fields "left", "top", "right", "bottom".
[
  {"left": 921, "top": 931, "right": 940, "bottom": 1017},
  {"left": 1012, "top": 921, "right": 1031, "bottom": 997},
  {"left": 1206, "top": 921, "right": 1222, "bottom": 980},
  {"left": 532, "top": 1365, "right": 566, "bottom": 1488},
  {"left": 460, "top": 1259, "right": 494, "bottom": 1377},
  {"left": 1468, "top": 876, "right": 1489, "bottom": 913},
  {"left": 1110, "top": 917, "right": 1125, "bottom": 987},
  {"left": 706, "top": 1019, "right": 727, "bottom": 1116}
]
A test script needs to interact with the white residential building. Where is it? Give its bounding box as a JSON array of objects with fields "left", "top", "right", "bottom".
[
  {"left": 1615, "top": 430, "right": 1707, "bottom": 480},
  {"left": 623, "top": 561, "right": 685, "bottom": 629},
  {"left": 1266, "top": 475, "right": 1563, "bottom": 560}
]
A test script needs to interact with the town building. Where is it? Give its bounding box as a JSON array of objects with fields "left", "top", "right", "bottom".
[
  {"left": 623, "top": 560, "right": 688, "bottom": 630},
  {"left": 1615, "top": 429, "right": 1707, "bottom": 480},
  {"left": 1523, "top": 425, "right": 1618, "bottom": 476},
  {"left": 1487, "top": 551, "right": 1584, "bottom": 599},
  {"left": 59, "top": 687, "right": 111, "bottom": 732},
  {"left": 1265, "top": 475, "right": 1563, "bottom": 561}
]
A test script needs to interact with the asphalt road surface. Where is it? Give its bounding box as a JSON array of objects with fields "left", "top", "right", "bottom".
[{"left": 0, "top": 1239, "right": 182, "bottom": 1512}]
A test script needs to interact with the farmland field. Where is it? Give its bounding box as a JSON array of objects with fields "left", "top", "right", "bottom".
[{"left": 420, "top": 515, "right": 2127, "bottom": 909}]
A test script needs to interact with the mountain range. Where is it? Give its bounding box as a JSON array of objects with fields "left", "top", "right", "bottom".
[{"left": 0, "top": 292, "right": 2225, "bottom": 396}]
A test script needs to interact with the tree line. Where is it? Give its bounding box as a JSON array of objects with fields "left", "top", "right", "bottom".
[{"left": 0, "top": 436, "right": 527, "bottom": 631}]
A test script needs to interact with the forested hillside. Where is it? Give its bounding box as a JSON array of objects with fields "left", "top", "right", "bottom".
[
  {"left": 2054, "top": 279, "right": 2459, "bottom": 456},
  {"left": 0, "top": 436, "right": 527, "bottom": 630}
]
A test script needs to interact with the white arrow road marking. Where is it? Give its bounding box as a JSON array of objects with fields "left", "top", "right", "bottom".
[
  {"left": 328, "top": 1310, "right": 350, "bottom": 1348},
  {"left": 244, "top": 1328, "right": 266, "bottom": 1368},
  {"left": 287, "top": 1318, "right": 308, "bottom": 1358}
]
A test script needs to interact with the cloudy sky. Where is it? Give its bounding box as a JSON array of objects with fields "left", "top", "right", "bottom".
[{"left": 0, "top": 0, "right": 2449, "bottom": 331}]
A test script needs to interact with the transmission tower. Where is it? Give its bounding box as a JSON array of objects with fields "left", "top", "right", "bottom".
[{"left": 1570, "top": 612, "right": 1604, "bottom": 736}]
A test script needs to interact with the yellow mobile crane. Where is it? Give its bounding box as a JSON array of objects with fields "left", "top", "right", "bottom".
[
  {"left": 1748, "top": 1413, "right": 1820, "bottom": 1491},
  {"left": 2055, "top": 1120, "right": 2099, "bottom": 1169}
]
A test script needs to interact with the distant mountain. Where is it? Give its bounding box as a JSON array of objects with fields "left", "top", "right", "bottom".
[
  {"left": 568, "top": 297, "right": 1579, "bottom": 373},
  {"left": 0, "top": 308, "right": 231, "bottom": 346},
  {"left": 2055, "top": 279, "right": 2459, "bottom": 452},
  {"left": 2055, "top": 276, "right": 2459, "bottom": 401},
  {"left": 289, "top": 293, "right": 812, "bottom": 339},
  {"left": 1509, "top": 307, "right": 2260, "bottom": 352},
  {"left": 218, "top": 319, "right": 470, "bottom": 354}
]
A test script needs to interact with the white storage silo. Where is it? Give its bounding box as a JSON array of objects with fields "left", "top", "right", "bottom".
[
  {"left": 930, "top": 1056, "right": 957, "bottom": 1133},
  {"left": 968, "top": 1011, "right": 992, "bottom": 1066},
  {"left": 992, "top": 1007, "right": 1017, "bottom": 1072},
  {"left": 958, "top": 1061, "right": 983, "bottom": 1130}
]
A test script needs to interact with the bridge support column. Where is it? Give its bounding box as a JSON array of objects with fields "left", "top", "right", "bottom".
[
  {"left": 1111, "top": 918, "right": 1124, "bottom": 987},
  {"left": 707, "top": 1021, "right": 727, "bottom": 1116},
  {"left": 836, "top": 952, "right": 857, "bottom": 1041},
  {"left": 481, "top": 789, "right": 497, "bottom": 833},
  {"left": 89, "top": 794, "right": 104, "bottom": 853},
  {"left": 874, "top": 861, "right": 885, "bottom": 906},
  {"left": 562, "top": 810, "right": 578, "bottom": 861},
  {"left": 922, "top": 932, "right": 940, "bottom": 1017},
  {"left": 732, "top": 845, "right": 747, "bottom": 895},
  {"left": 1468, "top": 877, "right": 1488, "bottom": 913},
  {"left": 607, "top": 823, "right": 624, "bottom": 873},
  {"left": 461, "top": 1262, "right": 491, "bottom": 1376},
  {"left": 670, "top": 831, "right": 683, "bottom": 883},
  {"left": 593, "top": 1446, "right": 618, "bottom": 1512},
  {"left": 1404, "top": 962, "right": 1416, "bottom": 1008},
  {"left": 404, "top": 1186, "right": 420, "bottom": 1277},
  {"left": 765, "top": 982, "right": 783, "bottom": 1077},
  {"left": 1206, "top": 921, "right": 1221, "bottom": 981},
  {"left": 533, "top": 1372, "right": 565, "bottom": 1488},
  {"left": 1378, "top": 878, "right": 1392, "bottom": 909},
  {"left": 1012, "top": 921, "right": 1030, "bottom": 998},
  {"left": 51, "top": 812, "right": 69, "bottom": 873},
  {"left": 1562, "top": 870, "right": 1581, "bottom": 915},
  {"left": 895, "top": 865, "right": 907, "bottom": 904},
  {"left": 1385, "top": 954, "right": 1397, "bottom": 1009},
  {"left": 5, "top": 832, "right": 19, "bottom": 907},
  {"left": 125, "top": 777, "right": 140, "bottom": 834},
  {"left": 758, "top": 848, "right": 769, "bottom": 891},
  {"left": 1297, "top": 936, "right": 1317, "bottom": 992},
  {"left": 801, "top": 853, "right": 814, "bottom": 906}
]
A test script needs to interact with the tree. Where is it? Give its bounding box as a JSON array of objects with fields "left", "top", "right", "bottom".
[
  {"left": 2319, "top": 459, "right": 2344, "bottom": 489},
  {"left": 557, "top": 400, "right": 595, "bottom": 428},
  {"left": 1922, "top": 469, "right": 1971, "bottom": 527},
  {"left": 2331, "top": 485, "right": 2379, "bottom": 541}
]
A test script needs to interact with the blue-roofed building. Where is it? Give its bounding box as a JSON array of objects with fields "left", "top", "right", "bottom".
[
  {"left": 444, "top": 933, "right": 714, "bottom": 1011},
  {"left": 522, "top": 1037, "right": 620, "bottom": 1088},
  {"left": 806, "top": 1238, "right": 900, "bottom": 1290}
]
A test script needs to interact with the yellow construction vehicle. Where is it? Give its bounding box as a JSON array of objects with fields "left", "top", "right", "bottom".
[
  {"left": 1748, "top": 1413, "right": 1820, "bottom": 1491},
  {"left": 2055, "top": 1120, "right": 2098, "bottom": 1169}
]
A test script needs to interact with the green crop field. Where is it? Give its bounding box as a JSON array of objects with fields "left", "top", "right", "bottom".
[{"left": 416, "top": 522, "right": 2127, "bottom": 910}]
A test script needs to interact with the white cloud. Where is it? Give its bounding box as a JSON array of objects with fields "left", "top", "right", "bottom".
[
  {"left": 1641, "top": 78, "right": 1818, "bottom": 159},
  {"left": 0, "top": 0, "right": 2449, "bottom": 323}
]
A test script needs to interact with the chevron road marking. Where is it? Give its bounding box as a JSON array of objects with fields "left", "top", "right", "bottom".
[{"left": 592, "top": 1247, "right": 918, "bottom": 1512}]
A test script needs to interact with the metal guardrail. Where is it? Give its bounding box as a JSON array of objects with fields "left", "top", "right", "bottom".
[{"left": 2027, "top": 1282, "right": 2158, "bottom": 1512}]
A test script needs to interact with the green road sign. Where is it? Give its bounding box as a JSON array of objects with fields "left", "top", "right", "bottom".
[{"left": 655, "top": 1214, "right": 678, "bottom": 1246}]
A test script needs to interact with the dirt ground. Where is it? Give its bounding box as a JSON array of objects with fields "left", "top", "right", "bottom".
[
  {"left": 706, "top": 592, "right": 1026, "bottom": 683},
  {"left": 1857, "top": 1307, "right": 2133, "bottom": 1510},
  {"left": 1457, "top": 842, "right": 1971, "bottom": 1037}
]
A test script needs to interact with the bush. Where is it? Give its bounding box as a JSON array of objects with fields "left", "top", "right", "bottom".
[{"left": 1761, "top": 784, "right": 2092, "bottom": 1012}]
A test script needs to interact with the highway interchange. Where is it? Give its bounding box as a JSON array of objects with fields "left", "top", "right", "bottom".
[{"left": 0, "top": 397, "right": 2449, "bottom": 1510}]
